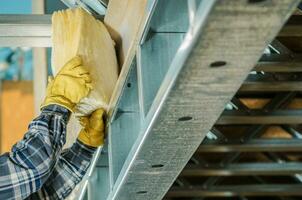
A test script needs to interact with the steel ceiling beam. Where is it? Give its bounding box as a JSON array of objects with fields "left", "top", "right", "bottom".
[
  {"left": 240, "top": 82, "right": 302, "bottom": 92},
  {"left": 181, "top": 163, "right": 302, "bottom": 176},
  {"left": 254, "top": 61, "right": 302, "bottom": 72},
  {"left": 217, "top": 110, "right": 302, "bottom": 125},
  {"left": 197, "top": 139, "right": 302, "bottom": 152},
  {"left": 167, "top": 185, "right": 302, "bottom": 197}
]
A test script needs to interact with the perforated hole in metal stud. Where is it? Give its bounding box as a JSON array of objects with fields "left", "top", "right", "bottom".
[
  {"left": 137, "top": 191, "right": 148, "bottom": 194},
  {"left": 248, "top": 0, "right": 266, "bottom": 4},
  {"left": 151, "top": 164, "right": 164, "bottom": 168},
  {"left": 126, "top": 181, "right": 134, "bottom": 185},
  {"left": 178, "top": 116, "right": 193, "bottom": 121},
  {"left": 210, "top": 61, "right": 227, "bottom": 68}
]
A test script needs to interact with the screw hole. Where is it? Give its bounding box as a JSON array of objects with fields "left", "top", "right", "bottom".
[
  {"left": 126, "top": 181, "right": 134, "bottom": 185},
  {"left": 137, "top": 191, "right": 148, "bottom": 194},
  {"left": 151, "top": 164, "right": 164, "bottom": 168},
  {"left": 178, "top": 116, "right": 193, "bottom": 121},
  {"left": 210, "top": 61, "right": 227, "bottom": 68},
  {"left": 248, "top": 0, "right": 266, "bottom": 3},
  {"left": 127, "top": 83, "right": 131, "bottom": 88}
]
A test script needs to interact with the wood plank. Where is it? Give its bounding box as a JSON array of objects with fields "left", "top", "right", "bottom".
[
  {"left": 105, "top": 0, "right": 155, "bottom": 119},
  {"left": 239, "top": 98, "right": 270, "bottom": 109},
  {"left": 104, "top": 0, "right": 148, "bottom": 66},
  {"left": 238, "top": 98, "right": 302, "bottom": 110}
]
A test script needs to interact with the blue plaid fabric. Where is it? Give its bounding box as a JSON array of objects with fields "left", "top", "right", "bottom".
[{"left": 0, "top": 105, "right": 96, "bottom": 200}]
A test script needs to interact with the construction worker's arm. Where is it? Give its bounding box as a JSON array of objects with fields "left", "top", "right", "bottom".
[
  {"left": 0, "top": 56, "right": 92, "bottom": 200},
  {"left": 27, "top": 109, "right": 105, "bottom": 200}
]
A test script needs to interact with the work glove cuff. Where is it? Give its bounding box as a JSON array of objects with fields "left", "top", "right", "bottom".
[
  {"left": 78, "top": 128, "right": 104, "bottom": 148},
  {"left": 41, "top": 96, "right": 75, "bottom": 112}
]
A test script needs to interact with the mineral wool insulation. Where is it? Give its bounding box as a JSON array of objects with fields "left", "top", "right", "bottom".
[{"left": 51, "top": 8, "right": 119, "bottom": 116}]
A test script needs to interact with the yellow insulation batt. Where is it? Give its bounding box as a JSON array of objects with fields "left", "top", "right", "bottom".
[{"left": 51, "top": 8, "right": 119, "bottom": 115}]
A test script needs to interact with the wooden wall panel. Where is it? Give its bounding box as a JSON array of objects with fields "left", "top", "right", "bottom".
[
  {"left": 104, "top": 0, "right": 148, "bottom": 66},
  {"left": 0, "top": 81, "right": 34, "bottom": 153}
]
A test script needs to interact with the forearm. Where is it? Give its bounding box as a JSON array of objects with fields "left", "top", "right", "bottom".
[
  {"left": 0, "top": 105, "right": 70, "bottom": 200},
  {"left": 27, "top": 140, "right": 96, "bottom": 200}
]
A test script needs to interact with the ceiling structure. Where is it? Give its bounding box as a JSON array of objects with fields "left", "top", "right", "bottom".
[{"left": 164, "top": 8, "right": 302, "bottom": 200}]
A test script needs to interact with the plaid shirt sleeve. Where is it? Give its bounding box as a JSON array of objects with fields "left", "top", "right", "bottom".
[
  {"left": 0, "top": 105, "right": 70, "bottom": 200},
  {"left": 27, "top": 140, "right": 97, "bottom": 200}
]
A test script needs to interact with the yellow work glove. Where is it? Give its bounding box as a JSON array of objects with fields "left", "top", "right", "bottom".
[
  {"left": 78, "top": 109, "right": 105, "bottom": 147},
  {"left": 41, "top": 56, "right": 92, "bottom": 112}
]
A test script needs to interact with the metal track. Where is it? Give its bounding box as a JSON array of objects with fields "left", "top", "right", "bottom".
[
  {"left": 240, "top": 82, "right": 302, "bottom": 92},
  {"left": 167, "top": 185, "right": 302, "bottom": 197},
  {"left": 217, "top": 110, "right": 302, "bottom": 125},
  {"left": 254, "top": 61, "right": 302, "bottom": 72},
  {"left": 197, "top": 139, "right": 302, "bottom": 152},
  {"left": 181, "top": 163, "right": 302, "bottom": 176}
]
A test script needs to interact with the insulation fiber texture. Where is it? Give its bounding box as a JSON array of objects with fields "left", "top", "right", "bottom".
[{"left": 52, "top": 8, "right": 118, "bottom": 115}]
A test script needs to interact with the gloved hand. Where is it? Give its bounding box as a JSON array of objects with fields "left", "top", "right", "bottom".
[
  {"left": 41, "top": 56, "right": 92, "bottom": 112},
  {"left": 78, "top": 109, "right": 105, "bottom": 147}
]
